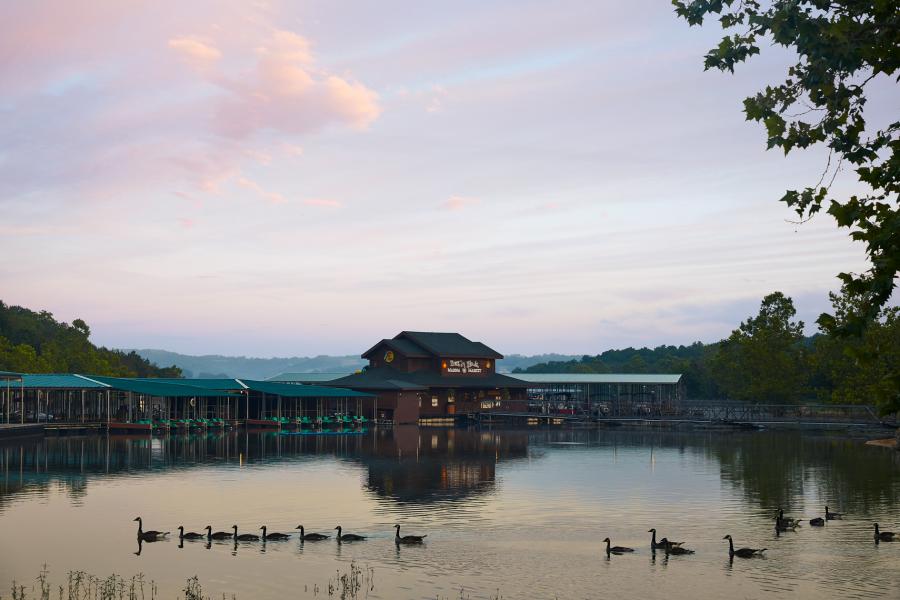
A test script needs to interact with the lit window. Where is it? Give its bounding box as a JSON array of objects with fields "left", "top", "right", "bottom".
[{"left": 431, "top": 397, "right": 439, "bottom": 407}]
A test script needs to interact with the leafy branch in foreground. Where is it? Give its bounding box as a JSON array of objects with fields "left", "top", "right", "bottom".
[{"left": 673, "top": 0, "right": 899, "bottom": 334}]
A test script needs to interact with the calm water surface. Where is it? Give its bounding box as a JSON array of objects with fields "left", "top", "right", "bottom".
[{"left": 1, "top": 427, "right": 899, "bottom": 599}]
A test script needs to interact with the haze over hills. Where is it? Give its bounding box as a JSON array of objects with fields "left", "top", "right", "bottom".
[{"left": 133, "top": 349, "right": 581, "bottom": 380}]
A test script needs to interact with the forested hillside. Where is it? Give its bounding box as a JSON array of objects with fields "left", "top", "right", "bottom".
[{"left": 0, "top": 301, "right": 181, "bottom": 377}]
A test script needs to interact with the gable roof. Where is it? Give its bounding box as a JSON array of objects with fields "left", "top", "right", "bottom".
[
  {"left": 361, "top": 331, "right": 503, "bottom": 360},
  {"left": 400, "top": 331, "right": 502, "bottom": 359},
  {"left": 361, "top": 337, "right": 430, "bottom": 359}
]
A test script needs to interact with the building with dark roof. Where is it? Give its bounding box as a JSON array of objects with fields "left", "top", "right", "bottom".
[{"left": 326, "top": 331, "right": 527, "bottom": 423}]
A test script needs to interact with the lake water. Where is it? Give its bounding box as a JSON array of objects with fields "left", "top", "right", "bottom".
[{"left": 1, "top": 427, "right": 899, "bottom": 599}]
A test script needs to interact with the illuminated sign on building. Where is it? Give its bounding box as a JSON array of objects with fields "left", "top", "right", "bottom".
[{"left": 441, "top": 359, "right": 489, "bottom": 376}]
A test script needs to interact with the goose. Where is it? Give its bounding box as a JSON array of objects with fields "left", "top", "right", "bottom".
[
  {"left": 178, "top": 526, "right": 204, "bottom": 540},
  {"left": 133, "top": 517, "right": 169, "bottom": 541},
  {"left": 775, "top": 510, "right": 800, "bottom": 532},
  {"left": 259, "top": 526, "right": 291, "bottom": 541},
  {"left": 603, "top": 538, "right": 634, "bottom": 555},
  {"left": 295, "top": 525, "right": 330, "bottom": 541},
  {"left": 874, "top": 523, "right": 896, "bottom": 542},
  {"left": 394, "top": 524, "right": 427, "bottom": 544},
  {"left": 232, "top": 525, "right": 260, "bottom": 541},
  {"left": 660, "top": 538, "right": 694, "bottom": 555},
  {"left": 205, "top": 525, "right": 232, "bottom": 540},
  {"left": 825, "top": 506, "right": 843, "bottom": 520},
  {"left": 776, "top": 509, "right": 800, "bottom": 527},
  {"left": 809, "top": 517, "right": 825, "bottom": 527},
  {"left": 648, "top": 529, "right": 683, "bottom": 550},
  {"left": 723, "top": 535, "right": 765, "bottom": 558},
  {"left": 334, "top": 526, "right": 366, "bottom": 542}
]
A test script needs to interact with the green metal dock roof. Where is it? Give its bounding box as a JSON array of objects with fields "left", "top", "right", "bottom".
[
  {"left": 88, "top": 376, "right": 241, "bottom": 397},
  {"left": 267, "top": 372, "right": 353, "bottom": 383},
  {"left": 0, "top": 370, "right": 23, "bottom": 380},
  {"left": 510, "top": 373, "right": 683, "bottom": 385},
  {"left": 16, "top": 374, "right": 110, "bottom": 388},
  {"left": 133, "top": 378, "right": 244, "bottom": 391},
  {"left": 238, "top": 379, "right": 373, "bottom": 398}
]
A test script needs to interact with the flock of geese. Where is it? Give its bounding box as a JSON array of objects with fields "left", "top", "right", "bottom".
[
  {"left": 133, "top": 518, "right": 426, "bottom": 545},
  {"left": 136, "top": 506, "right": 897, "bottom": 558},
  {"left": 602, "top": 506, "right": 898, "bottom": 558}
]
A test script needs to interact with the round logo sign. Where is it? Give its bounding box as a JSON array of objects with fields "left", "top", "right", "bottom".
[{"left": 384, "top": 350, "right": 395, "bottom": 363}]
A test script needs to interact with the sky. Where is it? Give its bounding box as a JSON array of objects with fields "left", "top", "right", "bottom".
[{"left": 0, "top": 1, "right": 894, "bottom": 357}]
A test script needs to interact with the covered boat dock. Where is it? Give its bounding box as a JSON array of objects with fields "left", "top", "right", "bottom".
[{"left": 0, "top": 374, "right": 374, "bottom": 432}]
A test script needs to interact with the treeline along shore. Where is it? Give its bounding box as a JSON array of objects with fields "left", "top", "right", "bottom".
[
  {"left": 2, "top": 287, "right": 898, "bottom": 416},
  {"left": 518, "top": 290, "right": 899, "bottom": 416}
]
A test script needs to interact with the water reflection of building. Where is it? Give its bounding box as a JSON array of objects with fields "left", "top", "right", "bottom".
[
  {"left": 0, "top": 428, "right": 531, "bottom": 507},
  {"left": 359, "top": 426, "right": 530, "bottom": 503}
]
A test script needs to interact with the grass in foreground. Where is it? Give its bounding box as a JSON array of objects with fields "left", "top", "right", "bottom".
[{"left": 3, "top": 563, "right": 378, "bottom": 600}]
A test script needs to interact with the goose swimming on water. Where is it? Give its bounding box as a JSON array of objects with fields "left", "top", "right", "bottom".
[
  {"left": 660, "top": 538, "right": 694, "bottom": 555},
  {"left": 809, "top": 517, "right": 825, "bottom": 527},
  {"left": 260, "top": 526, "right": 291, "bottom": 541},
  {"left": 133, "top": 517, "right": 168, "bottom": 541},
  {"left": 205, "top": 525, "right": 232, "bottom": 540},
  {"left": 825, "top": 506, "right": 843, "bottom": 520},
  {"left": 178, "top": 526, "right": 204, "bottom": 540},
  {"left": 394, "top": 524, "right": 427, "bottom": 544},
  {"left": 648, "top": 529, "right": 683, "bottom": 550},
  {"left": 232, "top": 525, "right": 260, "bottom": 541},
  {"left": 874, "top": 523, "right": 896, "bottom": 542},
  {"left": 295, "top": 525, "right": 330, "bottom": 541},
  {"left": 775, "top": 510, "right": 800, "bottom": 532},
  {"left": 603, "top": 538, "right": 634, "bottom": 555},
  {"left": 723, "top": 535, "right": 765, "bottom": 558},
  {"left": 334, "top": 526, "right": 366, "bottom": 542}
]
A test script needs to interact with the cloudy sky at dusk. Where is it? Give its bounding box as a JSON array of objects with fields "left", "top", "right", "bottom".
[{"left": 1, "top": 1, "right": 892, "bottom": 357}]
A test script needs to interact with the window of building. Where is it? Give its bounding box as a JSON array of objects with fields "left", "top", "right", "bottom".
[{"left": 431, "top": 397, "right": 439, "bottom": 407}]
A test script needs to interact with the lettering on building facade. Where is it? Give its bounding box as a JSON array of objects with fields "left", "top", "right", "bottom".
[{"left": 441, "top": 359, "right": 491, "bottom": 376}]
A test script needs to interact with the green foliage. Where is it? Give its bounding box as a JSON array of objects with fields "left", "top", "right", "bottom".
[
  {"left": 711, "top": 292, "right": 807, "bottom": 403},
  {"left": 811, "top": 285, "right": 900, "bottom": 414},
  {"left": 673, "top": 0, "right": 899, "bottom": 333},
  {"left": 0, "top": 301, "right": 181, "bottom": 378},
  {"left": 517, "top": 341, "right": 723, "bottom": 399}
]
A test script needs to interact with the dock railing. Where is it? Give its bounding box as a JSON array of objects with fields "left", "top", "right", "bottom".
[{"left": 523, "top": 400, "right": 895, "bottom": 426}]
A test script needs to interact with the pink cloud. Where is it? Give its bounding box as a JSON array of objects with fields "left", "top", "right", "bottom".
[
  {"left": 168, "top": 37, "right": 222, "bottom": 65},
  {"left": 169, "top": 29, "right": 381, "bottom": 139},
  {"left": 236, "top": 176, "right": 286, "bottom": 204},
  {"left": 441, "top": 195, "right": 480, "bottom": 211}
]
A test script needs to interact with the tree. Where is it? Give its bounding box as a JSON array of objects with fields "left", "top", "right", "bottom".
[
  {"left": 812, "top": 285, "right": 900, "bottom": 414},
  {"left": 673, "top": 1, "right": 899, "bottom": 334},
  {"left": 711, "top": 292, "right": 807, "bottom": 403},
  {"left": 72, "top": 318, "right": 91, "bottom": 337}
]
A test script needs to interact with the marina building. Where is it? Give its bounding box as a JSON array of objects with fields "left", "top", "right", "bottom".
[{"left": 316, "top": 332, "right": 529, "bottom": 423}]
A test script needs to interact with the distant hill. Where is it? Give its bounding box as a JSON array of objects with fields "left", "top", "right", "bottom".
[
  {"left": 133, "top": 349, "right": 367, "bottom": 380},
  {"left": 497, "top": 354, "right": 581, "bottom": 372},
  {"left": 133, "top": 349, "right": 582, "bottom": 379},
  {"left": 0, "top": 301, "right": 181, "bottom": 377}
]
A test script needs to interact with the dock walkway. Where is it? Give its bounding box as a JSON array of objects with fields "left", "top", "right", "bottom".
[{"left": 0, "top": 423, "right": 45, "bottom": 438}]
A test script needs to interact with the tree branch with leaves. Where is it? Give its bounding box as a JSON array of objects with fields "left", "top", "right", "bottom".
[{"left": 673, "top": 0, "right": 899, "bottom": 335}]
